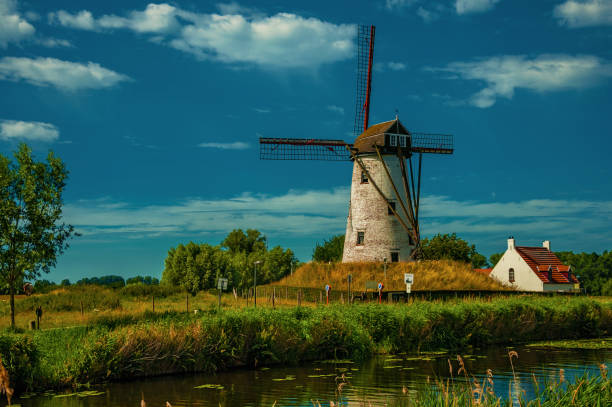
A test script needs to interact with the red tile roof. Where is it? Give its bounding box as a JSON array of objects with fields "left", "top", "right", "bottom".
[
  {"left": 474, "top": 268, "right": 493, "bottom": 275},
  {"left": 515, "top": 246, "right": 579, "bottom": 284}
]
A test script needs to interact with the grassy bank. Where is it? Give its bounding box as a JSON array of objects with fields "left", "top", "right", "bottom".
[
  {"left": 275, "top": 260, "right": 510, "bottom": 291},
  {"left": 0, "top": 295, "right": 610, "bottom": 394}
]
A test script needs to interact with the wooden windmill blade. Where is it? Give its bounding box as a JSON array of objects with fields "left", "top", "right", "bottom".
[
  {"left": 259, "top": 137, "right": 351, "bottom": 161},
  {"left": 353, "top": 25, "right": 376, "bottom": 138}
]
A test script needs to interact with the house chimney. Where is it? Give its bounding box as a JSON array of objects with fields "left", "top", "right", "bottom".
[
  {"left": 507, "top": 236, "right": 515, "bottom": 250},
  {"left": 543, "top": 240, "right": 551, "bottom": 251}
]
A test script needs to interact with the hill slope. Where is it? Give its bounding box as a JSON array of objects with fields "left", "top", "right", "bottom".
[{"left": 273, "top": 260, "right": 510, "bottom": 291}]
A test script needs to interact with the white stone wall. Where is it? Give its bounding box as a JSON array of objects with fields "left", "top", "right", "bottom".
[
  {"left": 342, "top": 154, "right": 415, "bottom": 262},
  {"left": 490, "top": 244, "right": 544, "bottom": 291}
]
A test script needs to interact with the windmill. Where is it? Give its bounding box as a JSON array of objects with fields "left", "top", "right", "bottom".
[{"left": 259, "top": 25, "right": 454, "bottom": 262}]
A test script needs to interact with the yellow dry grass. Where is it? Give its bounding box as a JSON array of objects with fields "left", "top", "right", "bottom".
[{"left": 272, "top": 260, "right": 511, "bottom": 291}]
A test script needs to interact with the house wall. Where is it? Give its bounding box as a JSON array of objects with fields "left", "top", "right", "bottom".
[
  {"left": 490, "top": 247, "right": 544, "bottom": 291},
  {"left": 342, "top": 154, "right": 414, "bottom": 262}
]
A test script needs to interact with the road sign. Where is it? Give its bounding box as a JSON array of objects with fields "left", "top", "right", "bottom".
[
  {"left": 365, "top": 280, "right": 378, "bottom": 290},
  {"left": 406, "top": 284, "right": 412, "bottom": 294},
  {"left": 404, "top": 273, "right": 414, "bottom": 285},
  {"left": 377, "top": 282, "right": 383, "bottom": 291},
  {"left": 325, "top": 284, "right": 331, "bottom": 292},
  {"left": 217, "top": 278, "right": 228, "bottom": 291}
]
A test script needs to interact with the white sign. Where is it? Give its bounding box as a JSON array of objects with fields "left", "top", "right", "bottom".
[
  {"left": 377, "top": 282, "right": 383, "bottom": 291},
  {"left": 325, "top": 284, "right": 331, "bottom": 292},
  {"left": 217, "top": 278, "right": 228, "bottom": 291},
  {"left": 404, "top": 273, "right": 414, "bottom": 285},
  {"left": 406, "top": 283, "right": 412, "bottom": 294}
]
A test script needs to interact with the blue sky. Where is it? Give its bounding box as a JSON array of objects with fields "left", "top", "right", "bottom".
[{"left": 1, "top": 0, "right": 611, "bottom": 282}]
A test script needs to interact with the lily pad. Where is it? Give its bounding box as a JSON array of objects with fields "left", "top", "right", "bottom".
[{"left": 194, "top": 384, "right": 224, "bottom": 390}]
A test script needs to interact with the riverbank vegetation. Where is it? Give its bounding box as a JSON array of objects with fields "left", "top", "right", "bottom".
[{"left": 0, "top": 296, "right": 609, "bottom": 393}]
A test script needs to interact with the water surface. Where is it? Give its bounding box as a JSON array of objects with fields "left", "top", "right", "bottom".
[{"left": 19, "top": 345, "right": 611, "bottom": 406}]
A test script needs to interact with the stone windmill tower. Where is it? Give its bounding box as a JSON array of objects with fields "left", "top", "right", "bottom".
[{"left": 259, "top": 25, "right": 454, "bottom": 262}]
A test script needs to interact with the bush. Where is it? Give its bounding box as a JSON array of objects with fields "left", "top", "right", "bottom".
[
  {"left": 0, "top": 332, "right": 38, "bottom": 392},
  {"left": 15, "top": 285, "right": 121, "bottom": 313}
]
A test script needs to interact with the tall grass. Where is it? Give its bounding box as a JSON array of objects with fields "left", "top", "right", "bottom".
[
  {"left": 275, "top": 260, "right": 510, "bottom": 291},
  {"left": 0, "top": 296, "right": 608, "bottom": 393}
]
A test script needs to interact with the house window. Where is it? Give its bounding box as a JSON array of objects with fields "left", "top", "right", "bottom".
[
  {"left": 391, "top": 252, "right": 399, "bottom": 262},
  {"left": 361, "top": 171, "right": 369, "bottom": 184},
  {"left": 509, "top": 268, "right": 515, "bottom": 283},
  {"left": 387, "top": 201, "right": 396, "bottom": 215},
  {"left": 408, "top": 234, "right": 414, "bottom": 246},
  {"left": 356, "top": 231, "right": 365, "bottom": 245},
  {"left": 389, "top": 134, "right": 398, "bottom": 146}
]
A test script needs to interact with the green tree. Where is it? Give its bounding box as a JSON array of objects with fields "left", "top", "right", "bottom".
[
  {"left": 556, "top": 250, "right": 612, "bottom": 295},
  {"left": 420, "top": 233, "right": 476, "bottom": 263},
  {"left": 60, "top": 278, "right": 71, "bottom": 286},
  {"left": 0, "top": 144, "right": 76, "bottom": 328},
  {"left": 312, "top": 234, "right": 345, "bottom": 262},
  {"left": 222, "top": 229, "right": 267, "bottom": 254},
  {"left": 489, "top": 252, "right": 504, "bottom": 267},
  {"left": 470, "top": 253, "right": 489, "bottom": 269}
]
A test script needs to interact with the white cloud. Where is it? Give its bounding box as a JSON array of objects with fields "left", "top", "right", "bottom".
[
  {"left": 455, "top": 0, "right": 500, "bottom": 15},
  {"left": 0, "top": 57, "right": 131, "bottom": 90},
  {"left": 554, "top": 0, "right": 612, "bottom": 27},
  {"left": 48, "top": 10, "right": 96, "bottom": 30},
  {"left": 49, "top": 4, "right": 181, "bottom": 33},
  {"left": 252, "top": 108, "right": 270, "bottom": 113},
  {"left": 433, "top": 54, "right": 612, "bottom": 108},
  {"left": 198, "top": 141, "right": 250, "bottom": 149},
  {"left": 0, "top": 0, "right": 35, "bottom": 47},
  {"left": 0, "top": 120, "right": 59, "bottom": 142},
  {"left": 327, "top": 105, "right": 345, "bottom": 115},
  {"left": 375, "top": 61, "right": 407, "bottom": 72},
  {"left": 62, "top": 189, "right": 612, "bottom": 254},
  {"left": 64, "top": 188, "right": 350, "bottom": 238},
  {"left": 417, "top": 7, "right": 439, "bottom": 22},
  {"left": 38, "top": 37, "right": 72, "bottom": 48},
  {"left": 385, "top": 0, "right": 419, "bottom": 10},
  {"left": 50, "top": 4, "right": 356, "bottom": 69}
]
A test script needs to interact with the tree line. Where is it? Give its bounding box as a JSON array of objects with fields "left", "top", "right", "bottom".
[{"left": 162, "top": 229, "right": 298, "bottom": 295}]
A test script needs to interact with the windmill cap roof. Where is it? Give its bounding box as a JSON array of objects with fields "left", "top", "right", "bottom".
[{"left": 354, "top": 118, "right": 410, "bottom": 152}]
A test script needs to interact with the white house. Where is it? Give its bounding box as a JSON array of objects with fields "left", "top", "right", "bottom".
[{"left": 489, "top": 237, "right": 579, "bottom": 292}]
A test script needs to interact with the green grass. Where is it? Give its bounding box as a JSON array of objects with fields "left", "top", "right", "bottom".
[{"left": 0, "top": 295, "right": 610, "bottom": 394}]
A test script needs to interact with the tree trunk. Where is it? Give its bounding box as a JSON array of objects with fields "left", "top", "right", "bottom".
[{"left": 9, "top": 284, "right": 15, "bottom": 329}]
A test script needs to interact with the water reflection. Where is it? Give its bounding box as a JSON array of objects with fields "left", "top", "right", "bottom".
[{"left": 20, "top": 346, "right": 611, "bottom": 406}]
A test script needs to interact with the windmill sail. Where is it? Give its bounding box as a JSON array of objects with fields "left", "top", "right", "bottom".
[
  {"left": 259, "top": 138, "right": 351, "bottom": 161},
  {"left": 353, "top": 25, "right": 376, "bottom": 138}
]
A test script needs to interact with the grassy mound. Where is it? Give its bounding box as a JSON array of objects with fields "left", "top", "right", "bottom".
[{"left": 273, "top": 260, "right": 509, "bottom": 291}]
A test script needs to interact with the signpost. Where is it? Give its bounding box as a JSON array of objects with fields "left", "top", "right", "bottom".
[
  {"left": 377, "top": 282, "right": 384, "bottom": 303},
  {"left": 217, "top": 278, "right": 228, "bottom": 309},
  {"left": 325, "top": 284, "right": 331, "bottom": 305},
  {"left": 404, "top": 273, "right": 414, "bottom": 299}
]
